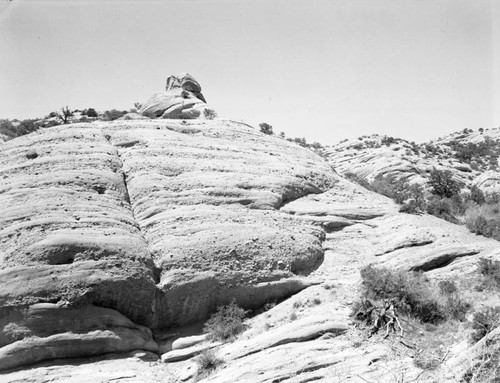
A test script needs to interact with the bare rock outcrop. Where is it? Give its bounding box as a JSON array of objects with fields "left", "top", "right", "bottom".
[
  {"left": 139, "top": 73, "right": 211, "bottom": 119},
  {"left": 0, "top": 119, "right": 336, "bottom": 370}
]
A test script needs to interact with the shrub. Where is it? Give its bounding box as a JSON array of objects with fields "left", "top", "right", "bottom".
[
  {"left": 293, "top": 137, "right": 308, "bottom": 147},
  {"left": 466, "top": 216, "right": 500, "bottom": 239},
  {"left": 203, "top": 108, "right": 217, "bottom": 120},
  {"left": 469, "top": 185, "right": 486, "bottom": 205},
  {"left": 399, "top": 199, "right": 421, "bottom": 214},
  {"left": 16, "top": 119, "right": 39, "bottom": 135},
  {"left": 195, "top": 349, "right": 223, "bottom": 380},
  {"left": 359, "top": 265, "right": 445, "bottom": 323},
  {"left": 426, "top": 197, "right": 459, "bottom": 223},
  {"left": 471, "top": 306, "right": 500, "bottom": 343},
  {"left": 381, "top": 136, "right": 397, "bottom": 146},
  {"left": 438, "top": 279, "right": 470, "bottom": 321},
  {"left": 102, "top": 109, "right": 126, "bottom": 121},
  {"left": 465, "top": 205, "right": 500, "bottom": 241},
  {"left": 86, "top": 108, "right": 98, "bottom": 118},
  {"left": 259, "top": 122, "right": 273, "bottom": 135},
  {"left": 428, "top": 168, "right": 462, "bottom": 198},
  {"left": 203, "top": 301, "right": 248, "bottom": 342},
  {"left": 414, "top": 350, "right": 442, "bottom": 371},
  {"left": 462, "top": 338, "right": 500, "bottom": 383},
  {"left": 477, "top": 258, "right": 500, "bottom": 289},
  {"left": 0, "top": 119, "right": 18, "bottom": 139}
]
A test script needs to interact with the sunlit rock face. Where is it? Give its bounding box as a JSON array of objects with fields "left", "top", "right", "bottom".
[
  {"left": 139, "top": 73, "right": 211, "bottom": 119},
  {"left": 0, "top": 118, "right": 338, "bottom": 370}
]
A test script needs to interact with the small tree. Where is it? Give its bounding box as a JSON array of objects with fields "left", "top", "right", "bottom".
[
  {"left": 428, "top": 168, "right": 462, "bottom": 198},
  {"left": 259, "top": 122, "right": 273, "bottom": 135},
  {"left": 56, "top": 106, "right": 74, "bottom": 124}
]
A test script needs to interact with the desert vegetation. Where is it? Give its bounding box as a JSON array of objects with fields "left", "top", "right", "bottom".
[
  {"left": 354, "top": 265, "right": 470, "bottom": 325},
  {"left": 194, "top": 349, "right": 224, "bottom": 381},
  {"left": 345, "top": 168, "right": 500, "bottom": 239},
  {"left": 203, "top": 301, "right": 248, "bottom": 342}
]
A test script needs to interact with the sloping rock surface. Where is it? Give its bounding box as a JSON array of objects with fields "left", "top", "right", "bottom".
[
  {"left": 2, "top": 120, "right": 500, "bottom": 381},
  {"left": 0, "top": 119, "right": 337, "bottom": 370},
  {"left": 325, "top": 130, "right": 500, "bottom": 193}
]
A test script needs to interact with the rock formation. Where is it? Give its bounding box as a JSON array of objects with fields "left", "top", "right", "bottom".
[
  {"left": 139, "top": 73, "right": 212, "bottom": 119},
  {"left": 325, "top": 131, "right": 500, "bottom": 194},
  {"left": 0, "top": 118, "right": 337, "bottom": 371},
  {"left": 2, "top": 85, "right": 500, "bottom": 382}
]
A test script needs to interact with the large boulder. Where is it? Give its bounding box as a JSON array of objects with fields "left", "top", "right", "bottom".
[
  {"left": 0, "top": 119, "right": 336, "bottom": 370},
  {"left": 139, "top": 74, "right": 210, "bottom": 119}
]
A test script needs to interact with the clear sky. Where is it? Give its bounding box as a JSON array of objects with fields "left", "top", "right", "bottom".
[{"left": 0, "top": 0, "right": 498, "bottom": 144}]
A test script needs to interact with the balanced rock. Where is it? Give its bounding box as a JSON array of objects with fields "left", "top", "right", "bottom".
[{"left": 139, "top": 73, "right": 210, "bottom": 119}]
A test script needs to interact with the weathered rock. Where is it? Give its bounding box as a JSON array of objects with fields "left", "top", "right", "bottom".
[
  {"left": 139, "top": 74, "right": 209, "bottom": 119},
  {"left": 473, "top": 170, "right": 500, "bottom": 193},
  {"left": 161, "top": 342, "right": 219, "bottom": 363},
  {"left": 0, "top": 304, "right": 157, "bottom": 371},
  {"left": 0, "top": 119, "right": 336, "bottom": 369},
  {"left": 172, "top": 334, "right": 209, "bottom": 350},
  {"left": 217, "top": 315, "right": 348, "bottom": 361},
  {"left": 325, "top": 131, "right": 500, "bottom": 194}
]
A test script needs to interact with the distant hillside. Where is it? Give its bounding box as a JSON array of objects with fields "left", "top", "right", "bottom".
[{"left": 325, "top": 128, "right": 500, "bottom": 194}]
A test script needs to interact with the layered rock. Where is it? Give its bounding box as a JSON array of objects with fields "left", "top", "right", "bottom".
[
  {"left": 0, "top": 119, "right": 336, "bottom": 370},
  {"left": 139, "top": 73, "right": 211, "bottom": 119},
  {"left": 325, "top": 131, "right": 500, "bottom": 193},
  {"left": 3, "top": 117, "right": 500, "bottom": 380}
]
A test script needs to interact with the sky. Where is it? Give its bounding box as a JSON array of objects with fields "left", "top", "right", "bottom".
[{"left": 0, "top": 0, "right": 498, "bottom": 144}]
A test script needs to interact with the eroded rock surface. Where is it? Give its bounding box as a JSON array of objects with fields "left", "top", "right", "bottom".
[
  {"left": 0, "top": 119, "right": 337, "bottom": 369},
  {"left": 325, "top": 131, "right": 500, "bottom": 193},
  {"left": 2, "top": 119, "right": 500, "bottom": 381},
  {"left": 139, "top": 73, "right": 211, "bottom": 119}
]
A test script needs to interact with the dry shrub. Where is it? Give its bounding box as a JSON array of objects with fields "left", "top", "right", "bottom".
[
  {"left": 359, "top": 265, "right": 446, "bottom": 323},
  {"left": 203, "top": 301, "right": 248, "bottom": 342}
]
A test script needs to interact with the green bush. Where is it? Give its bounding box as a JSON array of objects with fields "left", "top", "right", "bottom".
[
  {"left": 359, "top": 265, "right": 445, "bottom": 323},
  {"left": 203, "top": 301, "right": 248, "bottom": 342}
]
